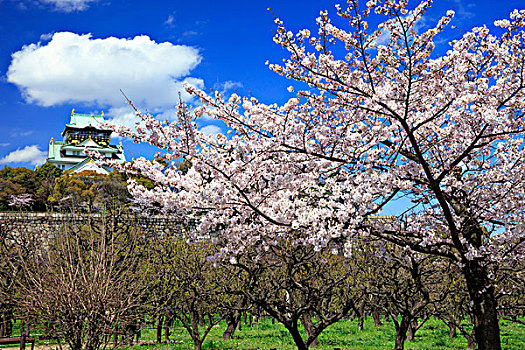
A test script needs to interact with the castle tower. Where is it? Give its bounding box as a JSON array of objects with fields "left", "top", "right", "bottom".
[{"left": 47, "top": 110, "right": 126, "bottom": 173}]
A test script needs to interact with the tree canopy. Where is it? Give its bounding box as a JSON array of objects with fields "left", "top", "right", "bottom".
[{"left": 110, "top": 1, "right": 525, "bottom": 349}]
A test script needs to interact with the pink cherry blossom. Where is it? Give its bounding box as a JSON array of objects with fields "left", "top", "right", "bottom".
[{"left": 109, "top": 2, "right": 524, "bottom": 348}]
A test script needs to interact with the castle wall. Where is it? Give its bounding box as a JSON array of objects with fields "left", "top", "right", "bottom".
[{"left": 0, "top": 212, "right": 198, "bottom": 237}]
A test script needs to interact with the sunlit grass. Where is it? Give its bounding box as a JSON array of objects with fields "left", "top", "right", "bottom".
[
  {"left": 2, "top": 317, "right": 522, "bottom": 349},
  {"left": 123, "top": 316, "right": 525, "bottom": 350}
]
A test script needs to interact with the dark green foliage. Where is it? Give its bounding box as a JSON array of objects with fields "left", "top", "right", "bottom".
[
  {"left": 0, "top": 164, "right": 133, "bottom": 212},
  {"left": 0, "top": 164, "right": 63, "bottom": 211}
]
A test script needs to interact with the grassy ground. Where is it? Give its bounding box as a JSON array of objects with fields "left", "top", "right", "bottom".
[
  {"left": 123, "top": 316, "right": 525, "bottom": 350},
  {"left": 2, "top": 317, "right": 523, "bottom": 349}
]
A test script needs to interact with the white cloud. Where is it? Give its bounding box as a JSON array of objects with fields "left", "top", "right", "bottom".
[
  {"left": 214, "top": 80, "right": 243, "bottom": 92},
  {"left": 10, "top": 130, "right": 34, "bottom": 137},
  {"left": 7, "top": 32, "right": 202, "bottom": 109},
  {"left": 375, "top": 31, "right": 390, "bottom": 46},
  {"left": 0, "top": 143, "right": 11, "bottom": 147},
  {"left": 165, "top": 14, "right": 175, "bottom": 26},
  {"left": 182, "top": 30, "right": 199, "bottom": 38},
  {"left": 106, "top": 77, "right": 204, "bottom": 135},
  {"left": 200, "top": 125, "right": 222, "bottom": 136},
  {"left": 453, "top": 0, "right": 475, "bottom": 20},
  {"left": 0, "top": 145, "right": 47, "bottom": 165},
  {"left": 40, "top": 33, "right": 53, "bottom": 41},
  {"left": 106, "top": 106, "right": 141, "bottom": 133},
  {"left": 27, "top": 0, "right": 98, "bottom": 12}
]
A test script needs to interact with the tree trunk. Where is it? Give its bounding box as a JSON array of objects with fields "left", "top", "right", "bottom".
[
  {"left": 113, "top": 327, "right": 118, "bottom": 348},
  {"left": 463, "top": 261, "right": 501, "bottom": 350},
  {"left": 125, "top": 322, "right": 137, "bottom": 345},
  {"left": 467, "top": 331, "right": 477, "bottom": 349},
  {"left": 222, "top": 321, "right": 237, "bottom": 341},
  {"left": 406, "top": 325, "right": 414, "bottom": 342},
  {"left": 407, "top": 320, "right": 417, "bottom": 342},
  {"left": 20, "top": 322, "right": 26, "bottom": 350},
  {"left": 286, "top": 323, "right": 308, "bottom": 350},
  {"left": 56, "top": 337, "right": 64, "bottom": 350},
  {"left": 156, "top": 315, "right": 163, "bottom": 343},
  {"left": 199, "top": 310, "right": 205, "bottom": 328},
  {"left": 357, "top": 303, "right": 365, "bottom": 331},
  {"left": 68, "top": 324, "right": 83, "bottom": 350},
  {"left": 193, "top": 339, "right": 203, "bottom": 350},
  {"left": 300, "top": 314, "right": 318, "bottom": 348},
  {"left": 394, "top": 317, "right": 410, "bottom": 350},
  {"left": 223, "top": 312, "right": 240, "bottom": 340},
  {"left": 448, "top": 322, "right": 456, "bottom": 338},
  {"left": 164, "top": 319, "right": 170, "bottom": 342},
  {"left": 372, "top": 311, "right": 382, "bottom": 327},
  {"left": 357, "top": 315, "right": 364, "bottom": 331},
  {"left": 85, "top": 333, "right": 101, "bottom": 350},
  {"left": 0, "top": 312, "right": 11, "bottom": 337}
]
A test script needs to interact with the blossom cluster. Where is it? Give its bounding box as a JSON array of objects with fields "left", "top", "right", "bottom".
[{"left": 109, "top": 1, "right": 525, "bottom": 272}]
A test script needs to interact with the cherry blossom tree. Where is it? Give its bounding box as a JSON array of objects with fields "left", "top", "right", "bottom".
[
  {"left": 111, "top": 1, "right": 525, "bottom": 348},
  {"left": 7, "top": 193, "right": 33, "bottom": 209}
]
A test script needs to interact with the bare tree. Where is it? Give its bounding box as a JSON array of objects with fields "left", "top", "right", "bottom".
[
  {"left": 229, "top": 240, "right": 359, "bottom": 350},
  {"left": 361, "top": 240, "right": 451, "bottom": 350},
  {"left": 4, "top": 213, "right": 151, "bottom": 350},
  {"left": 148, "top": 237, "right": 237, "bottom": 350}
]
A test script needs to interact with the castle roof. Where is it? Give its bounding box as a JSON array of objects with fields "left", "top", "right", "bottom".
[
  {"left": 48, "top": 140, "right": 125, "bottom": 162},
  {"left": 61, "top": 112, "right": 112, "bottom": 136},
  {"left": 47, "top": 110, "right": 126, "bottom": 174},
  {"left": 48, "top": 140, "right": 64, "bottom": 160},
  {"left": 69, "top": 158, "right": 112, "bottom": 174}
]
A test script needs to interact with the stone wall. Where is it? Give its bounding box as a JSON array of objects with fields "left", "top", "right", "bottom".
[{"left": 0, "top": 212, "right": 198, "bottom": 237}]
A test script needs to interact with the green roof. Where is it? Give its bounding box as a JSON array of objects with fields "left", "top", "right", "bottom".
[
  {"left": 47, "top": 110, "right": 126, "bottom": 173},
  {"left": 47, "top": 141, "right": 64, "bottom": 159},
  {"left": 62, "top": 112, "right": 112, "bottom": 134},
  {"left": 69, "top": 158, "right": 112, "bottom": 173},
  {"left": 47, "top": 140, "right": 126, "bottom": 163},
  {"left": 69, "top": 112, "right": 105, "bottom": 127}
]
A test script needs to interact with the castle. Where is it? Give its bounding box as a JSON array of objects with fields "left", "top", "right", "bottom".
[{"left": 47, "top": 110, "right": 126, "bottom": 174}]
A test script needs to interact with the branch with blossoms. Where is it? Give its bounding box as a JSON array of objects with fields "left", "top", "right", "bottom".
[
  {"left": 8, "top": 194, "right": 33, "bottom": 210},
  {"left": 107, "top": 2, "right": 525, "bottom": 348}
]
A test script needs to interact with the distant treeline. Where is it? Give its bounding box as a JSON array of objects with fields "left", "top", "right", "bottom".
[{"left": 0, "top": 163, "right": 157, "bottom": 212}]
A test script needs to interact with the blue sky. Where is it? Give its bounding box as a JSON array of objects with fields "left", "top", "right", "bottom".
[{"left": 0, "top": 0, "right": 523, "bottom": 168}]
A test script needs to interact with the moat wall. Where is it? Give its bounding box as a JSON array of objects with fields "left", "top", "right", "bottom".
[{"left": 0, "top": 212, "right": 198, "bottom": 236}]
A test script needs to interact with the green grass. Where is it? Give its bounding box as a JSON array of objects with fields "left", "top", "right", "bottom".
[
  {"left": 2, "top": 317, "right": 523, "bottom": 349},
  {"left": 122, "top": 316, "right": 525, "bottom": 350}
]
